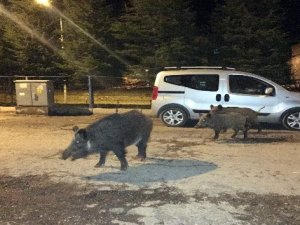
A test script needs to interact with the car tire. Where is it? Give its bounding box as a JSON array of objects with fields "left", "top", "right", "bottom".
[
  {"left": 160, "top": 107, "right": 188, "bottom": 127},
  {"left": 282, "top": 109, "right": 300, "bottom": 131}
]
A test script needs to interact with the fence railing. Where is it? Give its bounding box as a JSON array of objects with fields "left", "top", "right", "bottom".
[
  {"left": 0, "top": 75, "right": 152, "bottom": 108},
  {"left": 2, "top": 75, "right": 299, "bottom": 107}
]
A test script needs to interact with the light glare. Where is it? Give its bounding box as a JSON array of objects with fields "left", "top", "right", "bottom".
[{"left": 35, "top": 0, "right": 51, "bottom": 7}]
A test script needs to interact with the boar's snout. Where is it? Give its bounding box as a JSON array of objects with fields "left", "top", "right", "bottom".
[
  {"left": 61, "top": 147, "right": 89, "bottom": 160},
  {"left": 195, "top": 119, "right": 207, "bottom": 128},
  {"left": 62, "top": 149, "right": 71, "bottom": 160},
  {"left": 195, "top": 123, "right": 205, "bottom": 129},
  {"left": 194, "top": 122, "right": 201, "bottom": 128}
]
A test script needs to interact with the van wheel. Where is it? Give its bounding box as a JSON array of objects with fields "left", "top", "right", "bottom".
[
  {"left": 282, "top": 109, "right": 300, "bottom": 130},
  {"left": 160, "top": 107, "right": 188, "bottom": 127}
]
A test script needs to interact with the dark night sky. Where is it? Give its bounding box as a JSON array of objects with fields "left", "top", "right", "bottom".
[{"left": 282, "top": 0, "right": 300, "bottom": 41}]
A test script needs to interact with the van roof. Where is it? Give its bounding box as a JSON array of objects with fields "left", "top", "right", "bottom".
[{"left": 163, "top": 66, "right": 236, "bottom": 70}]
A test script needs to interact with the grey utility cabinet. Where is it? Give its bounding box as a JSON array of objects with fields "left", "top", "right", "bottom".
[{"left": 14, "top": 80, "right": 54, "bottom": 114}]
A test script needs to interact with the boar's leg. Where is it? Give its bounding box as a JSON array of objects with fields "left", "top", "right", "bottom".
[
  {"left": 113, "top": 146, "right": 128, "bottom": 171},
  {"left": 243, "top": 121, "right": 251, "bottom": 138},
  {"left": 256, "top": 122, "right": 262, "bottom": 133},
  {"left": 213, "top": 130, "right": 220, "bottom": 139},
  {"left": 243, "top": 130, "right": 248, "bottom": 139},
  {"left": 231, "top": 129, "right": 239, "bottom": 138},
  {"left": 94, "top": 151, "right": 108, "bottom": 168},
  {"left": 243, "top": 126, "right": 250, "bottom": 139},
  {"left": 136, "top": 141, "right": 147, "bottom": 161}
]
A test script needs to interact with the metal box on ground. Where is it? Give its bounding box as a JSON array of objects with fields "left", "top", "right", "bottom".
[{"left": 14, "top": 80, "right": 54, "bottom": 115}]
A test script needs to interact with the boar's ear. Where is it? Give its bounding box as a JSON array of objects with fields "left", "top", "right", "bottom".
[
  {"left": 217, "top": 105, "right": 223, "bottom": 110},
  {"left": 210, "top": 105, "right": 214, "bottom": 109},
  {"left": 77, "top": 129, "right": 88, "bottom": 139},
  {"left": 72, "top": 126, "right": 79, "bottom": 133}
]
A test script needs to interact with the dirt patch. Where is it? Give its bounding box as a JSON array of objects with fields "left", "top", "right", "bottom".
[
  {"left": 0, "top": 175, "right": 187, "bottom": 225},
  {"left": 194, "top": 192, "right": 300, "bottom": 225},
  {"left": 1, "top": 175, "right": 300, "bottom": 225}
]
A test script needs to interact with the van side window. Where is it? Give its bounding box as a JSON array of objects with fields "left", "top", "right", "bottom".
[
  {"left": 164, "top": 76, "right": 183, "bottom": 86},
  {"left": 229, "top": 75, "right": 274, "bottom": 95},
  {"left": 187, "top": 75, "right": 219, "bottom": 91},
  {"left": 164, "top": 74, "right": 219, "bottom": 91}
]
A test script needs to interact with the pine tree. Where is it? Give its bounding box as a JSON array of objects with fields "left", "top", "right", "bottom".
[
  {"left": 60, "top": 0, "right": 126, "bottom": 77},
  {"left": 0, "top": 14, "right": 18, "bottom": 76},
  {"left": 1, "top": 0, "right": 65, "bottom": 77},
  {"left": 209, "top": 0, "right": 290, "bottom": 83},
  {"left": 110, "top": 0, "right": 205, "bottom": 78},
  {"left": 281, "top": 0, "right": 300, "bottom": 42}
]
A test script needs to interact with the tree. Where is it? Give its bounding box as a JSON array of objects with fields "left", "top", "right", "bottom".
[
  {"left": 189, "top": 0, "right": 224, "bottom": 33},
  {"left": 110, "top": 0, "right": 207, "bottom": 78},
  {"left": 1, "top": 0, "right": 65, "bottom": 77},
  {"left": 281, "top": 0, "right": 300, "bottom": 42},
  {"left": 60, "top": 0, "right": 127, "bottom": 77},
  {"left": 209, "top": 0, "right": 291, "bottom": 83},
  {"left": 0, "top": 13, "right": 18, "bottom": 76}
]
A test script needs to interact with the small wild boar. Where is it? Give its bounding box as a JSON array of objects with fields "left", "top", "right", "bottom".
[
  {"left": 195, "top": 112, "right": 250, "bottom": 139},
  {"left": 62, "top": 110, "right": 153, "bottom": 171},
  {"left": 210, "top": 105, "right": 262, "bottom": 132}
]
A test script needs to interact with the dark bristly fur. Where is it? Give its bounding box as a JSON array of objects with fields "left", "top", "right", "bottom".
[
  {"left": 195, "top": 112, "right": 250, "bottom": 139},
  {"left": 62, "top": 110, "right": 153, "bottom": 171},
  {"left": 210, "top": 105, "right": 263, "bottom": 132}
]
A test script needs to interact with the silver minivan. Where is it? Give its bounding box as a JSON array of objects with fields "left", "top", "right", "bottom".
[{"left": 151, "top": 67, "right": 300, "bottom": 130}]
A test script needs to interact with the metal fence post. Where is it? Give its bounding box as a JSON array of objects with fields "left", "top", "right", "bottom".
[
  {"left": 63, "top": 80, "right": 67, "bottom": 103},
  {"left": 88, "top": 75, "right": 94, "bottom": 109}
]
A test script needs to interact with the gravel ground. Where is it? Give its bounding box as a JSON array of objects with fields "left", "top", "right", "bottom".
[{"left": 0, "top": 109, "right": 300, "bottom": 225}]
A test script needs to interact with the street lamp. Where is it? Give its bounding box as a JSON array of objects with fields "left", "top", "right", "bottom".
[
  {"left": 35, "top": 0, "right": 51, "bottom": 7},
  {"left": 35, "top": 0, "right": 64, "bottom": 49},
  {"left": 35, "top": 0, "right": 66, "bottom": 103}
]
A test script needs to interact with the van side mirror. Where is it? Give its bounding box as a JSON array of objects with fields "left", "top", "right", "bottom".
[{"left": 265, "top": 87, "right": 273, "bottom": 95}]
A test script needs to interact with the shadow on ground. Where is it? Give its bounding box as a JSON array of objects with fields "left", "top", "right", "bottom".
[
  {"left": 220, "top": 137, "right": 289, "bottom": 144},
  {"left": 186, "top": 120, "right": 287, "bottom": 131},
  {"left": 49, "top": 104, "right": 92, "bottom": 116},
  {"left": 83, "top": 158, "right": 217, "bottom": 185}
]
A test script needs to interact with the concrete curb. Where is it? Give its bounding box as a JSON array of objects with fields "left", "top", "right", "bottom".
[
  {"left": 0, "top": 107, "right": 15, "bottom": 112},
  {"left": 0, "top": 106, "right": 154, "bottom": 117},
  {"left": 91, "top": 108, "right": 152, "bottom": 116}
]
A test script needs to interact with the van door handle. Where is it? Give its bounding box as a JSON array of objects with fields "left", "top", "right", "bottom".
[
  {"left": 224, "top": 94, "right": 230, "bottom": 102},
  {"left": 216, "top": 94, "right": 221, "bottom": 101}
]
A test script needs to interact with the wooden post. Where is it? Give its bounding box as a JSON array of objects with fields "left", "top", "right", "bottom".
[{"left": 88, "top": 76, "right": 94, "bottom": 109}]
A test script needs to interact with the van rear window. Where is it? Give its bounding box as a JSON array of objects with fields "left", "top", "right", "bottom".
[{"left": 164, "top": 74, "right": 219, "bottom": 91}]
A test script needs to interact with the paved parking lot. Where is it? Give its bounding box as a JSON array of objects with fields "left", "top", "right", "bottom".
[{"left": 0, "top": 109, "right": 299, "bottom": 224}]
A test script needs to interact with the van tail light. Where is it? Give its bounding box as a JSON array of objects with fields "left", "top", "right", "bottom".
[{"left": 152, "top": 86, "right": 158, "bottom": 100}]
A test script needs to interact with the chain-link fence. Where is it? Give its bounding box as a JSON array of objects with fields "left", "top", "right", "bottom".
[{"left": 0, "top": 75, "right": 152, "bottom": 108}]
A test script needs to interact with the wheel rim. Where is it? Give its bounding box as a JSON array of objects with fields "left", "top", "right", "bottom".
[
  {"left": 163, "top": 109, "right": 184, "bottom": 126},
  {"left": 286, "top": 112, "right": 300, "bottom": 130}
]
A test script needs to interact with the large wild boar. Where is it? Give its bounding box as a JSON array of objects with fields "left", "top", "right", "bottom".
[
  {"left": 195, "top": 112, "right": 250, "bottom": 139},
  {"left": 210, "top": 105, "right": 263, "bottom": 132},
  {"left": 62, "top": 110, "right": 153, "bottom": 170}
]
